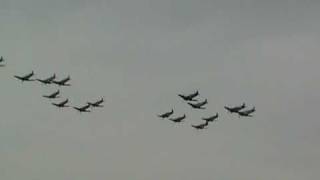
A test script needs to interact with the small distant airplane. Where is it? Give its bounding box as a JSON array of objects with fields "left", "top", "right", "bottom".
[
  {"left": 87, "top": 98, "right": 104, "bottom": 107},
  {"left": 169, "top": 114, "right": 186, "bottom": 123},
  {"left": 73, "top": 104, "right": 91, "bottom": 113},
  {"left": 237, "top": 107, "right": 255, "bottom": 117},
  {"left": 158, "top": 109, "right": 174, "bottom": 118},
  {"left": 37, "top": 73, "right": 56, "bottom": 84},
  {"left": 224, "top": 103, "right": 246, "bottom": 113},
  {"left": 191, "top": 120, "right": 209, "bottom": 129},
  {"left": 188, "top": 99, "right": 208, "bottom": 109},
  {"left": 202, "top": 113, "right": 218, "bottom": 122},
  {"left": 43, "top": 90, "right": 60, "bottom": 99},
  {"left": 14, "top": 71, "right": 35, "bottom": 82},
  {"left": 52, "top": 99, "right": 69, "bottom": 108},
  {"left": 52, "top": 75, "right": 71, "bottom": 86},
  {"left": 0, "top": 56, "right": 5, "bottom": 66},
  {"left": 178, "top": 90, "right": 199, "bottom": 101}
]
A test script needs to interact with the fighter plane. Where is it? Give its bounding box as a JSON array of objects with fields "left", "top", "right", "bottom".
[
  {"left": 202, "top": 113, "right": 218, "bottom": 122},
  {"left": 43, "top": 90, "right": 60, "bottom": 99},
  {"left": 188, "top": 99, "right": 208, "bottom": 109},
  {"left": 87, "top": 98, "right": 104, "bottom": 107},
  {"left": 169, "top": 114, "right": 186, "bottom": 123},
  {"left": 52, "top": 99, "right": 69, "bottom": 108},
  {"left": 73, "top": 104, "right": 91, "bottom": 113},
  {"left": 14, "top": 71, "right": 35, "bottom": 82},
  {"left": 191, "top": 120, "right": 209, "bottom": 130},
  {"left": 36, "top": 73, "right": 56, "bottom": 84},
  {"left": 178, "top": 90, "right": 199, "bottom": 101},
  {"left": 224, "top": 103, "right": 246, "bottom": 113},
  {"left": 52, "top": 75, "right": 71, "bottom": 86},
  {"left": 237, "top": 107, "right": 255, "bottom": 117},
  {"left": 158, "top": 109, "right": 174, "bottom": 118}
]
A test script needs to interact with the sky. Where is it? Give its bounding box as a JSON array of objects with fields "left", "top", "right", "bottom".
[{"left": 1, "top": 0, "right": 320, "bottom": 179}]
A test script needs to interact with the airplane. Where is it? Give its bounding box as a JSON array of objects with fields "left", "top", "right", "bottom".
[
  {"left": 191, "top": 120, "right": 209, "bottom": 130},
  {"left": 224, "top": 103, "right": 246, "bottom": 113},
  {"left": 188, "top": 99, "right": 208, "bottom": 109},
  {"left": 52, "top": 75, "right": 71, "bottom": 86},
  {"left": 157, "top": 109, "right": 174, "bottom": 118},
  {"left": 87, "top": 98, "right": 104, "bottom": 107},
  {"left": 37, "top": 73, "right": 56, "bottom": 84},
  {"left": 0, "top": 56, "right": 5, "bottom": 66},
  {"left": 73, "top": 104, "right": 91, "bottom": 113},
  {"left": 202, "top": 113, "right": 218, "bottom": 122},
  {"left": 14, "top": 71, "right": 35, "bottom": 82},
  {"left": 169, "top": 114, "right": 186, "bottom": 123},
  {"left": 43, "top": 90, "right": 60, "bottom": 99},
  {"left": 237, "top": 107, "right": 255, "bottom": 117},
  {"left": 178, "top": 90, "right": 199, "bottom": 101},
  {"left": 52, "top": 99, "right": 69, "bottom": 108}
]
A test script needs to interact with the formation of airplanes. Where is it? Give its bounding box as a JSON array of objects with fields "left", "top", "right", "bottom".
[
  {"left": 158, "top": 90, "right": 256, "bottom": 130},
  {"left": 10, "top": 68, "right": 104, "bottom": 113}
]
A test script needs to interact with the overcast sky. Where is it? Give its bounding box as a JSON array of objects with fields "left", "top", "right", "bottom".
[{"left": 1, "top": 0, "right": 320, "bottom": 179}]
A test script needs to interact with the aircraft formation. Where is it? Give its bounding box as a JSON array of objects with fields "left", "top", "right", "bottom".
[
  {"left": 0, "top": 58, "right": 105, "bottom": 114},
  {"left": 1, "top": 56, "right": 255, "bottom": 129},
  {"left": 158, "top": 90, "right": 256, "bottom": 130}
]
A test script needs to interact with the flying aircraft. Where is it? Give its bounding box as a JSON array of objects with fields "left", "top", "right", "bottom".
[
  {"left": 52, "top": 75, "right": 71, "bottom": 86},
  {"left": 0, "top": 56, "right": 4, "bottom": 66},
  {"left": 43, "top": 90, "right": 60, "bottom": 99},
  {"left": 14, "top": 71, "right": 35, "bottom": 82},
  {"left": 188, "top": 99, "right": 208, "bottom": 109},
  {"left": 52, "top": 99, "right": 69, "bottom": 108},
  {"left": 169, "top": 114, "right": 186, "bottom": 123},
  {"left": 224, "top": 103, "right": 246, "bottom": 113},
  {"left": 158, "top": 109, "right": 174, "bottom": 118},
  {"left": 237, "top": 107, "right": 255, "bottom": 117},
  {"left": 202, "top": 113, "right": 218, "bottom": 122},
  {"left": 191, "top": 120, "right": 209, "bottom": 129},
  {"left": 73, "top": 104, "right": 91, "bottom": 113},
  {"left": 178, "top": 90, "right": 199, "bottom": 101},
  {"left": 87, "top": 98, "right": 104, "bottom": 107},
  {"left": 37, "top": 73, "right": 56, "bottom": 84}
]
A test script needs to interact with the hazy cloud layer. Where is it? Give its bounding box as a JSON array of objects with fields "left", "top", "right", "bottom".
[{"left": 1, "top": 0, "right": 320, "bottom": 179}]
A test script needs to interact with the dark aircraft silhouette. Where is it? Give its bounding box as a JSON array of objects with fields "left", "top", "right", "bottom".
[
  {"left": 52, "top": 75, "right": 71, "bottom": 86},
  {"left": 37, "top": 73, "right": 56, "bottom": 84},
  {"left": 14, "top": 71, "right": 35, "bottom": 82},
  {"left": 188, "top": 99, "right": 208, "bottom": 109},
  {"left": 87, "top": 98, "right": 104, "bottom": 107},
  {"left": 178, "top": 90, "right": 199, "bottom": 101},
  {"left": 237, "top": 107, "right": 255, "bottom": 117},
  {"left": 158, "top": 109, "right": 174, "bottom": 118},
  {"left": 169, "top": 114, "right": 186, "bottom": 123},
  {"left": 52, "top": 99, "right": 69, "bottom": 108},
  {"left": 191, "top": 120, "right": 209, "bottom": 129},
  {"left": 43, "top": 90, "right": 60, "bottom": 99},
  {"left": 224, "top": 103, "right": 246, "bottom": 113},
  {"left": 0, "top": 56, "right": 5, "bottom": 66},
  {"left": 73, "top": 104, "right": 91, "bottom": 113},
  {"left": 202, "top": 113, "right": 218, "bottom": 122}
]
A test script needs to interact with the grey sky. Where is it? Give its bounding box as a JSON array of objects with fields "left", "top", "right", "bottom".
[{"left": 1, "top": 0, "right": 320, "bottom": 179}]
